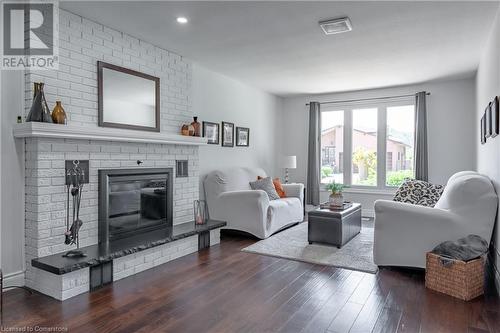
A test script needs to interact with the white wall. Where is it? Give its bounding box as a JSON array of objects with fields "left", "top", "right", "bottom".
[
  {"left": 281, "top": 77, "right": 476, "bottom": 215},
  {"left": 1, "top": 71, "right": 26, "bottom": 286},
  {"left": 192, "top": 64, "right": 283, "bottom": 194},
  {"left": 475, "top": 9, "right": 500, "bottom": 291}
]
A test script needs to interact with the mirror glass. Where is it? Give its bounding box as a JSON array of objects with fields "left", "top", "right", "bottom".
[{"left": 99, "top": 62, "right": 160, "bottom": 132}]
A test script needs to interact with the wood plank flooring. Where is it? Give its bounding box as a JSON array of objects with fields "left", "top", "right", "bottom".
[{"left": 1, "top": 233, "right": 499, "bottom": 333}]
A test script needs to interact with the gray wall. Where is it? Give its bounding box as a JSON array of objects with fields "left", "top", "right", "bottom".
[
  {"left": 475, "top": 8, "right": 500, "bottom": 291},
  {"left": 192, "top": 64, "right": 283, "bottom": 195},
  {"left": 1, "top": 71, "right": 25, "bottom": 286}
]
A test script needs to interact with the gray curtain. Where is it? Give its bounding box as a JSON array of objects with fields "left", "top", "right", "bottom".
[
  {"left": 307, "top": 102, "right": 321, "bottom": 205},
  {"left": 414, "top": 91, "right": 428, "bottom": 181}
]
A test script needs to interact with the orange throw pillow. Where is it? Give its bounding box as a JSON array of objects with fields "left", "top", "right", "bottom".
[{"left": 257, "top": 176, "right": 286, "bottom": 198}]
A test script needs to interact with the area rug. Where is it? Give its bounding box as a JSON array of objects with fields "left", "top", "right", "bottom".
[{"left": 241, "top": 222, "right": 378, "bottom": 274}]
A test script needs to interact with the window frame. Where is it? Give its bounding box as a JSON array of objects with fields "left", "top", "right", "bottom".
[{"left": 320, "top": 97, "right": 414, "bottom": 191}]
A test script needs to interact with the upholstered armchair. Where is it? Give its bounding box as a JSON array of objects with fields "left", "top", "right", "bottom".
[
  {"left": 204, "top": 167, "right": 304, "bottom": 239},
  {"left": 373, "top": 171, "right": 497, "bottom": 268}
]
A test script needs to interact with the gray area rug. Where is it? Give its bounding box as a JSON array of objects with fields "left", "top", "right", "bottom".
[{"left": 241, "top": 221, "right": 378, "bottom": 274}]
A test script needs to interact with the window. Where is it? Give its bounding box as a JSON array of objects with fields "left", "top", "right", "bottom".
[
  {"left": 352, "top": 108, "right": 378, "bottom": 186},
  {"left": 386, "top": 152, "right": 393, "bottom": 172},
  {"left": 320, "top": 101, "right": 415, "bottom": 189},
  {"left": 386, "top": 105, "right": 415, "bottom": 186},
  {"left": 321, "top": 110, "right": 344, "bottom": 184}
]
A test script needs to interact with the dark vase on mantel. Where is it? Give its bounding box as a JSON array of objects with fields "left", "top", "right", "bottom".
[
  {"left": 26, "top": 82, "right": 53, "bottom": 123},
  {"left": 191, "top": 116, "right": 201, "bottom": 137}
]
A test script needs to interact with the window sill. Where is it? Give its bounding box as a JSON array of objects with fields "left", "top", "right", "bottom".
[{"left": 321, "top": 187, "right": 396, "bottom": 196}]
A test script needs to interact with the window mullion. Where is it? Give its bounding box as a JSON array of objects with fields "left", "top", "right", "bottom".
[
  {"left": 378, "top": 106, "right": 387, "bottom": 188},
  {"left": 344, "top": 109, "right": 352, "bottom": 186}
]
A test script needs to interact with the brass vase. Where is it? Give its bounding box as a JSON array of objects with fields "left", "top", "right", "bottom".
[
  {"left": 52, "top": 101, "right": 67, "bottom": 124},
  {"left": 26, "top": 82, "right": 53, "bottom": 123}
]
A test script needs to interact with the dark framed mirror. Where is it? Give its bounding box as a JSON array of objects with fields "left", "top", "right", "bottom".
[{"left": 98, "top": 61, "right": 160, "bottom": 132}]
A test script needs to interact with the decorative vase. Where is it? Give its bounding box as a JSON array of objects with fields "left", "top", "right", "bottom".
[
  {"left": 188, "top": 124, "right": 195, "bottom": 136},
  {"left": 181, "top": 124, "right": 189, "bottom": 136},
  {"left": 191, "top": 116, "right": 201, "bottom": 137},
  {"left": 26, "top": 82, "right": 53, "bottom": 123},
  {"left": 51, "top": 101, "right": 67, "bottom": 124},
  {"left": 329, "top": 193, "right": 344, "bottom": 208},
  {"left": 193, "top": 200, "right": 208, "bottom": 225}
]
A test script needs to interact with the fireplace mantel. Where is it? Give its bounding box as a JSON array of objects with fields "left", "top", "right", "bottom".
[{"left": 13, "top": 122, "right": 208, "bottom": 146}]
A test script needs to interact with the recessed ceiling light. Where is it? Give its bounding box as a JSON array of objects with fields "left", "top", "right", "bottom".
[
  {"left": 319, "top": 17, "right": 352, "bottom": 35},
  {"left": 176, "top": 17, "right": 188, "bottom": 24}
]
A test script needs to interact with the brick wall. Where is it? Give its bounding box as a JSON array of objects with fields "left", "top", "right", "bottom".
[
  {"left": 23, "top": 10, "right": 202, "bottom": 293},
  {"left": 22, "top": 8, "right": 205, "bottom": 296},
  {"left": 25, "top": 9, "right": 192, "bottom": 133},
  {"left": 24, "top": 138, "right": 199, "bottom": 289},
  {"left": 113, "top": 235, "right": 199, "bottom": 281}
]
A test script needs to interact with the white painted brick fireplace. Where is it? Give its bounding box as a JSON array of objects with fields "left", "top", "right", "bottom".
[{"left": 17, "top": 9, "right": 219, "bottom": 300}]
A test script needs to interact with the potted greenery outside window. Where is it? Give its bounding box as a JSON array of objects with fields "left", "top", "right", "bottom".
[{"left": 326, "top": 182, "right": 348, "bottom": 208}]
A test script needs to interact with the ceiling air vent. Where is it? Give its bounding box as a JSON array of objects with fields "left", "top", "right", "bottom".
[{"left": 319, "top": 17, "right": 353, "bottom": 35}]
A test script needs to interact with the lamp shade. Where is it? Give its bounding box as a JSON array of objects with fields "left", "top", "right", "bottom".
[{"left": 282, "top": 155, "right": 297, "bottom": 169}]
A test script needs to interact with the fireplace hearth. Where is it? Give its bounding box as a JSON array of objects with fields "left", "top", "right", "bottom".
[{"left": 98, "top": 168, "right": 173, "bottom": 245}]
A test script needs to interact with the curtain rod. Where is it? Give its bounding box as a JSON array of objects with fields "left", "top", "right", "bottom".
[{"left": 305, "top": 92, "right": 431, "bottom": 106}]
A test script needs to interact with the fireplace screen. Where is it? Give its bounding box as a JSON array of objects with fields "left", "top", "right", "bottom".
[{"left": 99, "top": 168, "right": 173, "bottom": 243}]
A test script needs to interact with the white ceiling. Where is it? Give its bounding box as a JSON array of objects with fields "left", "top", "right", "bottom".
[{"left": 61, "top": 1, "right": 499, "bottom": 97}]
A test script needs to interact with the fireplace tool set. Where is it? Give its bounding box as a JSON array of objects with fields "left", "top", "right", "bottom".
[{"left": 63, "top": 160, "right": 87, "bottom": 258}]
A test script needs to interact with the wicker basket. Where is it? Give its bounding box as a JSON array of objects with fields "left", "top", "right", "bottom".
[{"left": 425, "top": 252, "right": 484, "bottom": 301}]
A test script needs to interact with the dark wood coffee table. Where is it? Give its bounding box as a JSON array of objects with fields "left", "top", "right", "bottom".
[{"left": 308, "top": 203, "right": 362, "bottom": 248}]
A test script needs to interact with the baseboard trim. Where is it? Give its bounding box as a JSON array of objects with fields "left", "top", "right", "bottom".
[
  {"left": 362, "top": 209, "right": 374, "bottom": 218},
  {"left": 3, "top": 270, "right": 25, "bottom": 288}
]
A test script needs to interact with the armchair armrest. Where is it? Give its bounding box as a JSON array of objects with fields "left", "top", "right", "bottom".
[
  {"left": 373, "top": 200, "right": 459, "bottom": 267},
  {"left": 282, "top": 183, "right": 304, "bottom": 203},
  {"left": 214, "top": 190, "right": 270, "bottom": 238}
]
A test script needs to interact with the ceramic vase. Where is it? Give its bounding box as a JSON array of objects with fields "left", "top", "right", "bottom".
[
  {"left": 191, "top": 116, "right": 201, "bottom": 137},
  {"left": 26, "top": 83, "right": 52, "bottom": 123},
  {"left": 51, "top": 101, "right": 67, "bottom": 124}
]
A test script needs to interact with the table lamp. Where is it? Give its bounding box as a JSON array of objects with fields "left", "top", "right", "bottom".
[{"left": 282, "top": 155, "right": 296, "bottom": 183}]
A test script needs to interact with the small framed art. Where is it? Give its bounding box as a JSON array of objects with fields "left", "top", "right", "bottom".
[
  {"left": 202, "top": 121, "right": 220, "bottom": 145},
  {"left": 221, "top": 121, "right": 234, "bottom": 147},
  {"left": 481, "top": 114, "right": 486, "bottom": 144},
  {"left": 485, "top": 103, "right": 492, "bottom": 138},
  {"left": 491, "top": 96, "right": 499, "bottom": 138},
  {"left": 236, "top": 127, "right": 250, "bottom": 147}
]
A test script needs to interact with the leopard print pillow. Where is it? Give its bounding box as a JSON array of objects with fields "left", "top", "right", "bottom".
[{"left": 393, "top": 178, "right": 444, "bottom": 207}]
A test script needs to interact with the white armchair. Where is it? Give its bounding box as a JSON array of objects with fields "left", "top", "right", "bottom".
[
  {"left": 204, "top": 167, "right": 304, "bottom": 239},
  {"left": 373, "top": 171, "right": 497, "bottom": 268}
]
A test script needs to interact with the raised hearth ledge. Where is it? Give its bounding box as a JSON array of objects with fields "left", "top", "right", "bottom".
[
  {"left": 32, "top": 220, "right": 226, "bottom": 275},
  {"left": 13, "top": 122, "right": 208, "bottom": 146}
]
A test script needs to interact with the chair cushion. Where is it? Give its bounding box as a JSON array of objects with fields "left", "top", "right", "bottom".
[
  {"left": 249, "top": 177, "right": 280, "bottom": 200},
  {"left": 393, "top": 179, "right": 444, "bottom": 207}
]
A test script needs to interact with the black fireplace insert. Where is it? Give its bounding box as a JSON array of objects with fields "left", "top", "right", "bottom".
[{"left": 98, "top": 168, "right": 173, "bottom": 244}]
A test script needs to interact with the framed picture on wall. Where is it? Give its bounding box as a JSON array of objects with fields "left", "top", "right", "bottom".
[
  {"left": 492, "top": 96, "right": 499, "bottom": 138},
  {"left": 485, "top": 103, "right": 492, "bottom": 138},
  {"left": 221, "top": 122, "right": 234, "bottom": 147},
  {"left": 236, "top": 127, "right": 250, "bottom": 147},
  {"left": 202, "top": 121, "right": 220, "bottom": 145},
  {"left": 481, "top": 114, "right": 486, "bottom": 144}
]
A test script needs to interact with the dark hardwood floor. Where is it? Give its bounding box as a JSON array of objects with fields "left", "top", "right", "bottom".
[{"left": 1, "top": 233, "right": 499, "bottom": 333}]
